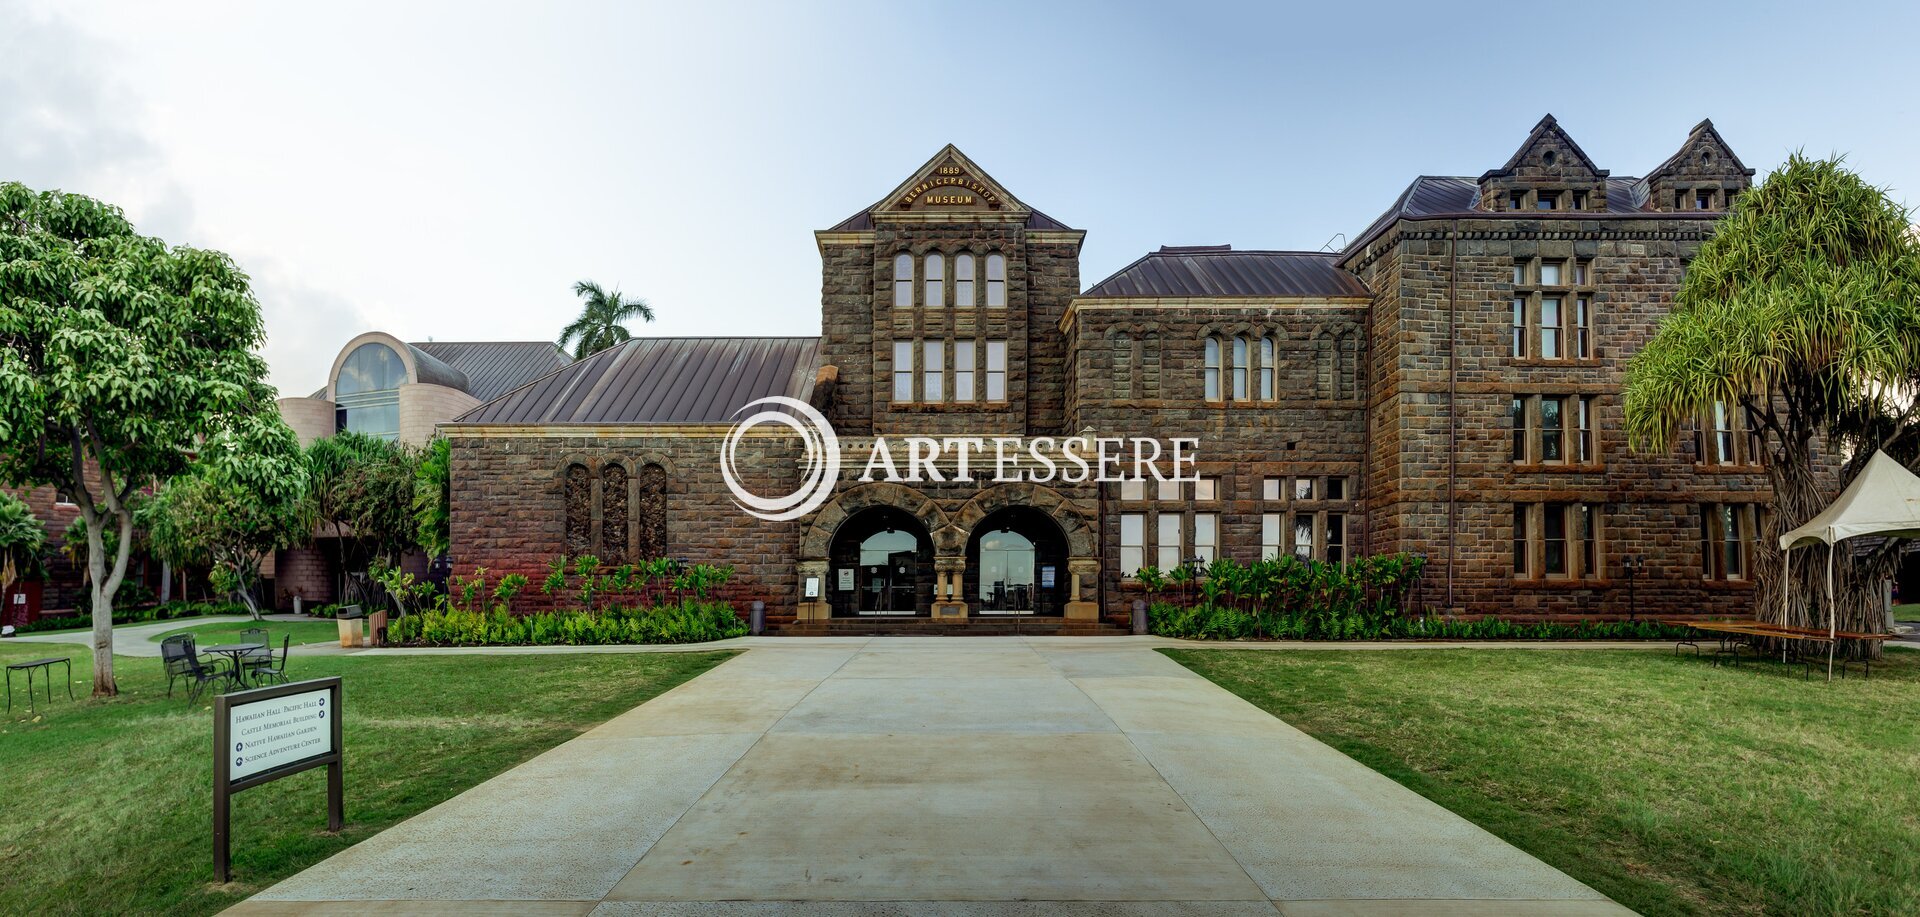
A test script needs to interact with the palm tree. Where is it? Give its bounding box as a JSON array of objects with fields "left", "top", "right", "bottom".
[
  {"left": 1623, "top": 154, "right": 1920, "bottom": 649},
  {"left": 558, "top": 280, "right": 655, "bottom": 358}
]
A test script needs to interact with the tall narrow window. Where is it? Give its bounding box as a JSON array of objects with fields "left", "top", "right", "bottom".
[
  {"left": 892, "top": 253, "right": 913, "bottom": 309},
  {"left": 1511, "top": 297, "right": 1528, "bottom": 358},
  {"left": 953, "top": 253, "right": 976, "bottom": 308},
  {"left": 600, "top": 463, "right": 628, "bottom": 564},
  {"left": 1577, "top": 504, "right": 1597, "bottom": 579},
  {"left": 1512, "top": 397, "right": 1528, "bottom": 463},
  {"left": 1193, "top": 514, "right": 1217, "bottom": 564},
  {"left": 1576, "top": 396, "right": 1596, "bottom": 463},
  {"left": 1232, "top": 336, "right": 1249, "bottom": 401},
  {"left": 1543, "top": 503, "right": 1569, "bottom": 575},
  {"left": 892, "top": 341, "right": 914, "bottom": 403},
  {"left": 923, "top": 340, "right": 945, "bottom": 402},
  {"left": 1721, "top": 505, "right": 1745, "bottom": 577},
  {"left": 1712, "top": 401, "right": 1735, "bottom": 464},
  {"left": 1204, "top": 338, "right": 1222, "bottom": 401},
  {"left": 1157, "top": 514, "right": 1183, "bottom": 571},
  {"left": 1292, "top": 513, "right": 1314, "bottom": 560},
  {"left": 1540, "top": 396, "right": 1565, "bottom": 463},
  {"left": 565, "top": 463, "right": 592, "bottom": 555},
  {"left": 923, "top": 253, "right": 945, "bottom": 308},
  {"left": 954, "top": 340, "right": 976, "bottom": 402},
  {"left": 1326, "top": 514, "right": 1346, "bottom": 564},
  {"left": 1512, "top": 504, "right": 1529, "bottom": 575},
  {"left": 1540, "top": 296, "right": 1563, "bottom": 359},
  {"left": 1120, "top": 513, "right": 1144, "bottom": 577},
  {"left": 1261, "top": 513, "right": 1281, "bottom": 560},
  {"left": 985, "top": 341, "right": 1007, "bottom": 401},
  {"left": 1259, "top": 336, "right": 1276, "bottom": 401},
  {"left": 985, "top": 253, "right": 1007, "bottom": 307},
  {"left": 636, "top": 463, "right": 667, "bottom": 560},
  {"left": 1574, "top": 296, "right": 1592, "bottom": 358}
]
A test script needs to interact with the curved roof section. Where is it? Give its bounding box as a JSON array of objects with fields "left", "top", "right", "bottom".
[
  {"left": 401, "top": 343, "right": 470, "bottom": 392},
  {"left": 413, "top": 341, "right": 573, "bottom": 401},
  {"left": 455, "top": 337, "right": 821, "bottom": 425},
  {"left": 1082, "top": 246, "right": 1370, "bottom": 298}
]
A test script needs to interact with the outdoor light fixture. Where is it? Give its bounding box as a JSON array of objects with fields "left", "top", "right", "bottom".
[{"left": 1623, "top": 555, "right": 1647, "bottom": 620}]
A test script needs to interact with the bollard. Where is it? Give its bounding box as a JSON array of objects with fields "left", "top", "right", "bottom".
[
  {"left": 749, "top": 600, "right": 765, "bottom": 636},
  {"left": 1132, "top": 599, "right": 1148, "bottom": 635}
]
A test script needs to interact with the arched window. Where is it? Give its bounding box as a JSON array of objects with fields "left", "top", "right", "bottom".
[
  {"left": 1232, "top": 336, "right": 1250, "bottom": 401},
  {"left": 600, "top": 463, "right": 628, "bottom": 564},
  {"left": 1112, "top": 331, "right": 1134, "bottom": 399},
  {"left": 892, "top": 253, "right": 913, "bottom": 309},
  {"left": 1259, "top": 335, "right": 1276, "bottom": 401},
  {"left": 923, "top": 253, "right": 945, "bottom": 308},
  {"left": 636, "top": 463, "right": 667, "bottom": 560},
  {"left": 953, "top": 254, "right": 976, "bottom": 308},
  {"left": 1142, "top": 331, "right": 1161, "bottom": 398},
  {"left": 1203, "top": 337, "right": 1222, "bottom": 402},
  {"left": 985, "top": 254, "right": 1007, "bottom": 308},
  {"left": 334, "top": 342, "right": 407, "bottom": 440},
  {"left": 564, "top": 463, "right": 592, "bottom": 555}
]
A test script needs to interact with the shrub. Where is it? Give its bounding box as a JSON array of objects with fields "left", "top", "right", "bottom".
[
  {"left": 387, "top": 599, "right": 747, "bottom": 646},
  {"left": 12, "top": 599, "right": 248, "bottom": 634}
]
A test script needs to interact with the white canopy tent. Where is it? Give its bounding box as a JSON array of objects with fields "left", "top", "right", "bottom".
[{"left": 1777, "top": 450, "right": 1920, "bottom": 678}]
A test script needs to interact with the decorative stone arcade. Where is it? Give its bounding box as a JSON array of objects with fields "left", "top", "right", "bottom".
[{"left": 793, "top": 482, "right": 1101, "bottom": 625}]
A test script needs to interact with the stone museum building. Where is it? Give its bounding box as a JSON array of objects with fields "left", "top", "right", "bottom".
[{"left": 440, "top": 116, "right": 1772, "bottom": 631}]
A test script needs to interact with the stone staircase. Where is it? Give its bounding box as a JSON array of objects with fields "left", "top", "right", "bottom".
[{"left": 776, "top": 617, "right": 1133, "bottom": 637}]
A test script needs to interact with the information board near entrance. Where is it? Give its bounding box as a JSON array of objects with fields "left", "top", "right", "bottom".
[{"left": 213, "top": 677, "right": 344, "bottom": 882}]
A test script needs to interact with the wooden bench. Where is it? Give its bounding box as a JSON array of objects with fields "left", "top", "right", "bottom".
[{"left": 1663, "top": 619, "right": 1892, "bottom": 679}]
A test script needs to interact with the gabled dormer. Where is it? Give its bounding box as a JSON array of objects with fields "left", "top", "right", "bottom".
[
  {"left": 1477, "top": 115, "right": 1610, "bottom": 213},
  {"left": 1642, "top": 119, "right": 1755, "bottom": 213}
]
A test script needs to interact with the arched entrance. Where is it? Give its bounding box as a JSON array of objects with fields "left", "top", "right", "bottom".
[
  {"left": 828, "top": 507, "right": 934, "bottom": 617},
  {"left": 966, "top": 507, "right": 1068, "bottom": 615}
]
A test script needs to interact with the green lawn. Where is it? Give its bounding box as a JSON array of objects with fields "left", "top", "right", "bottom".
[
  {"left": 0, "top": 640, "right": 734, "bottom": 916},
  {"left": 1166, "top": 646, "right": 1920, "bottom": 917},
  {"left": 151, "top": 619, "right": 342, "bottom": 648}
]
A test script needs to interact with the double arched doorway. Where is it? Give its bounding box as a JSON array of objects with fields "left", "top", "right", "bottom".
[{"left": 965, "top": 507, "right": 1068, "bottom": 615}]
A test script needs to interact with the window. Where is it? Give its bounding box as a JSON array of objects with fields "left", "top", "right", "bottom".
[
  {"left": 893, "top": 253, "right": 913, "bottom": 309},
  {"left": 985, "top": 341, "right": 1007, "bottom": 400},
  {"left": 1262, "top": 513, "right": 1282, "bottom": 560},
  {"left": 1540, "top": 261, "right": 1563, "bottom": 286},
  {"left": 1536, "top": 191, "right": 1559, "bottom": 211},
  {"left": 923, "top": 254, "right": 945, "bottom": 308},
  {"left": 1157, "top": 478, "right": 1181, "bottom": 501},
  {"left": 1516, "top": 502, "right": 1605, "bottom": 580},
  {"left": 1193, "top": 514, "right": 1217, "bottom": 563},
  {"left": 1262, "top": 477, "right": 1282, "bottom": 501},
  {"left": 1232, "top": 336, "right": 1249, "bottom": 401},
  {"left": 1326, "top": 477, "right": 1347, "bottom": 500},
  {"left": 922, "top": 340, "right": 945, "bottom": 402},
  {"left": 1700, "top": 503, "right": 1756, "bottom": 580},
  {"left": 1574, "top": 260, "right": 1590, "bottom": 285},
  {"left": 1326, "top": 514, "right": 1346, "bottom": 564},
  {"left": 1508, "top": 190, "right": 1526, "bottom": 211},
  {"left": 1574, "top": 296, "right": 1592, "bottom": 358},
  {"left": 1292, "top": 513, "right": 1313, "bottom": 559},
  {"left": 1512, "top": 257, "right": 1594, "bottom": 362},
  {"left": 1694, "top": 400, "right": 1761, "bottom": 466},
  {"left": 1695, "top": 189, "right": 1715, "bottom": 211},
  {"left": 954, "top": 340, "right": 976, "bottom": 402},
  {"left": 1294, "top": 477, "right": 1314, "bottom": 500},
  {"left": 1259, "top": 336, "right": 1276, "bottom": 401},
  {"left": 1120, "top": 513, "right": 1144, "bottom": 576},
  {"left": 1711, "top": 401, "right": 1735, "bottom": 464},
  {"left": 954, "top": 254, "right": 976, "bottom": 308},
  {"left": 892, "top": 341, "right": 914, "bottom": 402},
  {"left": 1204, "top": 338, "right": 1222, "bottom": 401},
  {"left": 334, "top": 342, "right": 406, "bottom": 440},
  {"left": 1120, "top": 479, "right": 1146, "bottom": 501},
  {"left": 600, "top": 463, "right": 628, "bottom": 564},
  {"left": 1576, "top": 396, "right": 1596, "bottom": 463},
  {"left": 1540, "top": 396, "right": 1565, "bottom": 463},
  {"left": 985, "top": 253, "right": 1007, "bottom": 307},
  {"left": 1540, "top": 296, "right": 1563, "bottom": 359},
  {"left": 1157, "top": 514, "right": 1183, "bottom": 571},
  {"left": 1511, "top": 297, "right": 1528, "bottom": 358},
  {"left": 1194, "top": 477, "right": 1217, "bottom": 501},
  {"left": 564, "top": 463, "right": 592, "bottom": 555},
  {"left": 1571, "top": 190, "right": 1588, "bottom": 211}
]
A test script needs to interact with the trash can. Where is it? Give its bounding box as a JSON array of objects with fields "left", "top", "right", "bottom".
[{"left": 335, "top": 604, "right": 364, "bottom": 648}]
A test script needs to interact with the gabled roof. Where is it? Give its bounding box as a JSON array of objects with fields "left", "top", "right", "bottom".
[
  {"left": 413, "top": 341, "right": 573, "bottom": 401},
  {"left": 827, "top": 207, "right": 1071, "bottom": 232},
  {"left": 1083, "top": 246, "right": 1370, "bottom": 298},
  {"left": 1645, "top": 118, "right": 1756, "bottom": 180},
  {"left": 453, "top": 337, "right": 821, "bottom": 425},
  {"left": 1480, "top": 113, "right": 1608, "bottom": 180},
  {"left": 823, "top": 143, "right": 1075, "bottom": 231}
]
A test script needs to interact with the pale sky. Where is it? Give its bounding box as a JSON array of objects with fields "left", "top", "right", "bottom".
[{"left": 5, "top": 0, "right": 1918, "bottom": 397}]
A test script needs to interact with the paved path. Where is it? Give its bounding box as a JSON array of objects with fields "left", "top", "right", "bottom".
[
  {"left": 9, "top": 614, "right": 351, "bottom": 657},
  {"left": 231, "top": 638, "right": 1626, "bottom": 916}
]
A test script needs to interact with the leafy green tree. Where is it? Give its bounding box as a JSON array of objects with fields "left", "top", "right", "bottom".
[
  {"left": 557, "top": 280, "right": 653, "bottom": 359},
  {"left": 337, "top": 441, "right": 422, "bottom": 571},
  {"left": 1624, "top": 154, "right": 1920, "bottom": 643},
  {"left": 0, "top": 183, "right": 285, "bottom": 695},
  {"left": 0, "top": 491, "right": 45, "bottom": 626},
  {"left": 302, "top": 431, "right": 392, "bottom": 600},
  {"left": 143, "top": 425, "right": 309, "bottom": 620},
  {"left": 414, "top": 437, "right": 451, "bottom": 557}
]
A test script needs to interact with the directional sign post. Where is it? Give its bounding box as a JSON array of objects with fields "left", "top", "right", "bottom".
[{"left": 213, "top": 677, "right": 344, "bottom": 882}]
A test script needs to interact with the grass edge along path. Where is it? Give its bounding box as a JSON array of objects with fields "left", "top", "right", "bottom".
[
  {"left": 1164, "top": 646, "right": 1920, "bottom": 917},
  {"left": 0, "top": 640, "right": 736, "bottom": 916}
]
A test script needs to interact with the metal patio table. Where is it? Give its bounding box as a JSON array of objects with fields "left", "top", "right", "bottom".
[
  {"left": 6, "top": 656, "right": 73, "bottom": 714},
  {"left": 201, "top": 643, "right": 266, "bottom": 690}
]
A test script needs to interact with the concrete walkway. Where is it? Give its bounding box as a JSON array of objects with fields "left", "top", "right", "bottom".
[{"left": 231, "top": 638, "right": 1627, "bottom": 916}]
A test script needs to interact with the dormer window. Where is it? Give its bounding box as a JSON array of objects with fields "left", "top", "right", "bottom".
[
  {"left": 1695, "top": 189, "right": 1715, "bottom": 211},
  {"left": 1508, "top": 190, "right": 1527, "bottom": 211},
  {"left": 1571, "top": 190, "right": 1588, "bottom": 211},
  {"left": 1536, "top": 191, "right": 1560, "bottom": 211}
]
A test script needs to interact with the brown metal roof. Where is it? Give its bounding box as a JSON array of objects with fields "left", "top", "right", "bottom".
[
  {"left": 1082, "top": 247, "right": 1370, "bottom": 299},
  {"left": 1342, "top": 174, "right": 1656, "bottom": 265},
  {"left": 453, "top": 337, "right": 821, "bottom": 425},
  {"left": 413, "top": 341, "right": 573, "bottom": 401}
]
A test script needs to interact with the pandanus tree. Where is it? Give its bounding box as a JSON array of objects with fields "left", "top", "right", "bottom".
[
  {"left": 1623, "top": 154, "right": 1920, "bottom": 648},
  {"left": 557, "top": 280, "right": 654, "bottom": 359}
]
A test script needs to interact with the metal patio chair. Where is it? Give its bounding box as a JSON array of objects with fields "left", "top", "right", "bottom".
[
  {"left": 160, "top": 634, "right": 196, "bottom": 697},
  {"left": 245, "top": 635, "right": 292, "bottom": 686}
]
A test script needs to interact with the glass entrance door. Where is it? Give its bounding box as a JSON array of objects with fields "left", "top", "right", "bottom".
[
  {"left": 977, "top": 529, "right": 1039, "bottom": 614},
  {"left": 858, "top": 536, "right": 918, "bottom": 615}
]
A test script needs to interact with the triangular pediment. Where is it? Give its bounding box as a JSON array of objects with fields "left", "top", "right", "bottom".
[
  {"left": 868, "top": 144, "right": 1030, "bottom": 222},
  {"left": 1646, "top": 118, "right": 1756, "bottom": 181},
  {"left": 1480, "top": 114, "right": 1608, "bottom": 182}
]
